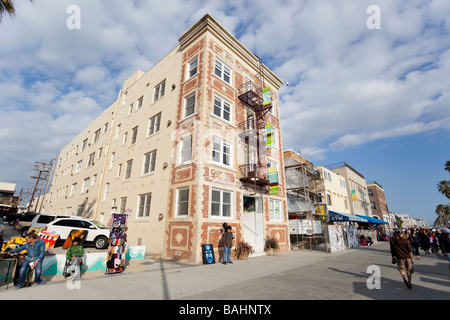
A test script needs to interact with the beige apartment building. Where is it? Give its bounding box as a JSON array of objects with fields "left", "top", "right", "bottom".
[
  {"left": 46, "top": 14, "right": 289, "bottom": 263},
  {"left": 324, "top": 162, "right": 373, "bottom": 217}
]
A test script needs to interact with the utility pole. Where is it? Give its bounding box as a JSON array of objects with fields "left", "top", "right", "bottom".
[{"left": 28, "top": 161, "right": 52, "bottom": 212}]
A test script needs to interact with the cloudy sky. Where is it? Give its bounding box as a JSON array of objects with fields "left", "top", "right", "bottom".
[{"left": 1, "top": 0, "right": 449, "bottom": 225}]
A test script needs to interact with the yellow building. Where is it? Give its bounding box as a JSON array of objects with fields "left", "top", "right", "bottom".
[{"left": 46, "top": 14, "right": 289, "bottom": 263}]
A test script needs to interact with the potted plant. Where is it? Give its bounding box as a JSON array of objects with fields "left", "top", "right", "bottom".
[
  {"left": 234, "top": 241, "right": 254, "bottom": 260},
  {"left": 264, "top": 237, "right": 280, "bottom": 256}
]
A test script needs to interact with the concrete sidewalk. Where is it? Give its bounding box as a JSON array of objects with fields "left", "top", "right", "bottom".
[{"left": 1, "top": 242, "right": 449, "bottom": 300}]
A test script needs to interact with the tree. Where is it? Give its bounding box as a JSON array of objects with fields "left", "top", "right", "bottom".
[
  {"left": 0, "top": 0, "right": 32, "bottom": 22},
  {"left": 434, "top": 160, "right": 450, "bottom": 227}
]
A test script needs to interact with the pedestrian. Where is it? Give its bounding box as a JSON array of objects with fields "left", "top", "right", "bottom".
[
  {"left": 222, "top": 226, "right": 233, "bottom": 265},
  {"left": 409, "top": 229, "right": 421, "bottom": 260},
  {"left": 390, "top": 230, "right": 415, "bottom": 289},
  {"left": 8, "top": 232, "right": 46, "bottom": 289},
  {"left": 436, "top": 228, "right": 446, "bottom": 257},
  {"left": 65, "top": 237, "right": 84, "bottom": 279},
  {"left": 441, "top": 228, "right": 450, "bottom": 269},
  {"left": 420, "top": 230, "right": 431, "bottom": 254},
  {"left": 430, "top": 231, "right": 439, "bottom": 256}
]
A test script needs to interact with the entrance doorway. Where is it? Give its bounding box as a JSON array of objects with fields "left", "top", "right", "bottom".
[{"left": 243, "top": 196, "right": 264, "bottom": 256}]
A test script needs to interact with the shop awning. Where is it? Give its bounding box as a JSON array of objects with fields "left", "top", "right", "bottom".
[
  {"left": 356, "top": 215, "right": 389, "bottom": 225},
  {"left": 328, "top": 211, "right": 369, "bottom": 222}
]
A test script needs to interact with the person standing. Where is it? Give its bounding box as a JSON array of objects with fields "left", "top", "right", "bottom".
[
  {"left": 222, "top": 226, "right": 234, "bottom": 265},
  {"left": 420, "top": 230, "right": 431, "bottom": 254},
  {"left": 441, "top": 228, "right": 450, "bottom": 269},
  {"left": 409, "top": 229, "right": 421, "bottom": 260},
  {"left": 390, "top": 231, "right": 415, "bottom": 289},
  {"left": 9, "top": 232, "right": 46, "bottom": 289},
  {"left": 218, "top": 228, "right": 225, "bottom": 263}
]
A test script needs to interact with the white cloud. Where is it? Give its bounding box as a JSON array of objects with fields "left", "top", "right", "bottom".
[{"left": 0, "top": 0, "right": 450, "bottom": 214}]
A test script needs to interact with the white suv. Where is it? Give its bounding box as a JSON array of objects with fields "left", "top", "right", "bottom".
[{"left": 45, "top": 218, "right": 110, "bottom": 249}]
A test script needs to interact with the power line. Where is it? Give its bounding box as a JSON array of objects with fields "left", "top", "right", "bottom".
[{"left": 0, "top": 153, "right": 36, "bottom": 168}]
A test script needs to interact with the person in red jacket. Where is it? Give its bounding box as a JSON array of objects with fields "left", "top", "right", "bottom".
[{"left": 390, "top": 231, "right": 414, "bottom": 289}]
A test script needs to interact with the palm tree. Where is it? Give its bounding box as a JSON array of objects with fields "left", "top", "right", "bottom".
[
  {"left": 434, "top": 204, "right": 450, "bottom": 227},
  {"left": 0, "top": 0, "right": 32, "bottom": 22}
]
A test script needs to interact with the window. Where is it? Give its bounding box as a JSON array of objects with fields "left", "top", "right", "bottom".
[
  {"left": 81, "top": 177, "right": 90, "bottom": 193},
  {"left": 129, "top": 103, "right": 133, "bottom": 115},
  {"left": 211, "top": 189, "right": 232, "bottom": 218},
  {"left": 125, "top": 160, "right": 133, "bottom": 179},
  {"left": 143, "top": 150, "right": 157, "bottom": 174},
  {"left": 180, "top": 135, "right": 192, "bottom": 163},
  {"left": 93, "top": 129, "right": 101, "bottom": 144},
  {"left": 148, "top": 113, "right": 161, "bottom": 136},
  {"left": 138, "top": 193, "right": 152, "bottom": 218},
  {"left": 123, "top": 132, "right": 128, "bottom": 145},
  {"left": 115, "top": 124, "right": 121, "bottom": 140},
  {"left": 176, "top": 187, "right": 189, "bottom": 216},
  {"left": 117, "top": 163, "right": 122, "bottom": 177},
  {"left": 131, "top": 126, "right": 138, "bottom": 145},
  {"left": 137, "top": 96, "right": 144, "bottom": 109},
  {"left": 154, "top": 80, "right": 166, "bottom": 102},
  {"left": 75, "top": 160, "right": 82, "bottom": 173},
  {"left": 70, "top": 183, "right": 77, "bottom": 196},
  {"left": 109, "top": 152, "right": 115, "bottom": 169},
  {"left": 188, "top": 57, "right": 198, "bottom": 78},
  {"left": 212, "top": 137, "right": 231, "bottom": 166},
  {"left": 327, "top": 193, "right": 332, "bottom": 206},
  {"left": 103, "top": 183, "right": 109, "bottom": 202},
  {"left": 213, "top": 95, "right": 231, "bottom": 122},
  {"left": 184, "top": 93, "right": 195, "bottom": 118},
  {"left": 120, "top": 197, "right": 127, "bottom": 214},
  {"left": 215, "top": 59, "right": 231, "bottom": 84},
  {"left": 87, "top": 152, "right": 95, "bottom": 167},
  {"left": 269, "top": 199, "right": 282, "bottom": 221},
  {"left": 82, "top": 139, "right": 88, "bottom": 151}
]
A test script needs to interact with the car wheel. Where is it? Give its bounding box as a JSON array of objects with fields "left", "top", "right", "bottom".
[
  {"left": 8, "top": 220, "right": 15, "bottom": 226},
  {"left": 94, "top": 236, "right": 108, "bottom": 249},
  {"left": 21, "top": 227, "right": 30, "bottom": 237}
]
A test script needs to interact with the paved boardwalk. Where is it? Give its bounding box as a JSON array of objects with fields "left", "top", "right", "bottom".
[{"left": 1, "top": 242, "right": 449, "bottom": 301}]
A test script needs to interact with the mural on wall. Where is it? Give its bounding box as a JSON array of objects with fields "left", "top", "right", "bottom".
[
  {"left": 345, "top": 225, "right": 359, "bottom": 249},
  {"left": 328, "top": 225, "right": 345, "bottom": 252}
]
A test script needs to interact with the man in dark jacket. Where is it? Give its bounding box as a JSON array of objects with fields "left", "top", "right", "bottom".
[
  {"left": 221, "top": 226, "right": 233, "bottom": 265},
  {"left": 390, "top": 231, "right": 414, "bottom": 289},
  {"left": 442, "top": 228, "right": 450, "bottom": 269}
]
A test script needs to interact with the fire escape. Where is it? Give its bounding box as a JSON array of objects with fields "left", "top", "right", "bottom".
[{"left": 238, "top": 57, "right": 273, "bottom": 195}]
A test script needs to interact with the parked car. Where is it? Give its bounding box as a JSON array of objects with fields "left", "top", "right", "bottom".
[
  {"left": 29, "top": 214, "right": 78, "bottom": 233},
  {"left": 14, "top": 213, "right": 74, "bottom": 237},
  {"left": 45, "top": 218, "right": 110, "bottom": 249},
  {"left": 14, "top": 213, "right": 38, "bottom": 237},
  {"left": 2, "top": 212, "right": 23, "bottom": 226}
]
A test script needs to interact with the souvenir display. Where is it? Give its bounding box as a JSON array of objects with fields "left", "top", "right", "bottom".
[
  {"left": 105, "top": 213, "right": 128, "bottom": 274},
  {"left": 63, "top": 230, "right": 88, "bottom": 249}
]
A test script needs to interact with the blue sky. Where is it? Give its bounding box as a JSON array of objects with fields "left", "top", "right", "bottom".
[{"left": 0, "top": 0, "right": 449, "bottom": 225}]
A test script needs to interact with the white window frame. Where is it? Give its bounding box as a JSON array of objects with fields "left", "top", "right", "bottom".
[
  {"left": 75, "top": 160, "right": 82, "bottom": 173},
  {"left": 180, "top": 134, "right": 192, "bottom": 164},
  {"left": 131, "top": 126, "right": 138, "bottom": 145},
  {"left": 138, "top": 193, "right": 152, "bottom": 218},
  {"left": 148, "top": 113, "right": 161, "bottom": 136},
  {"left": 154, "top": 80, "right": 166, "bottom": 102},
  {"left": 214, "top": 59, "right": 232, "bottom": 84},
  {"left": 125, "top": 160, "right": 133, "bottom": 180},
  {"left": 187, "top": 56, "right": 198, "bottom": 79},
  {"left": 143, "top": 150, "right": 157, "bottom": 174},
  {"left": 212, "top": 137, "right": 232, "bottom": 167},
  {"left": 81, "top": 177, "right": 90, "bottom": 194},
  {"left": 213, "top": 94, "right": 232, "bottom": 122},
  {"left": 269, "top": 199, "right": 282, "bottom": 222},
  {"left": 176, "top": 187, "right": 189, "bottom": 217},
  {"left": 211, "top": 188, "right": 233, "bottom": 219},
  {"left": 184, "top": 92, "right": 195, "bottom": 118},
  {"left": 137, "top": 96, "right": 144, "bottom": 109}
]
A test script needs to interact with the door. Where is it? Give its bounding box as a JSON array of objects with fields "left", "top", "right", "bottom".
[{"left": 243, "top": 196, "right": 264, "bottom": 256}]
